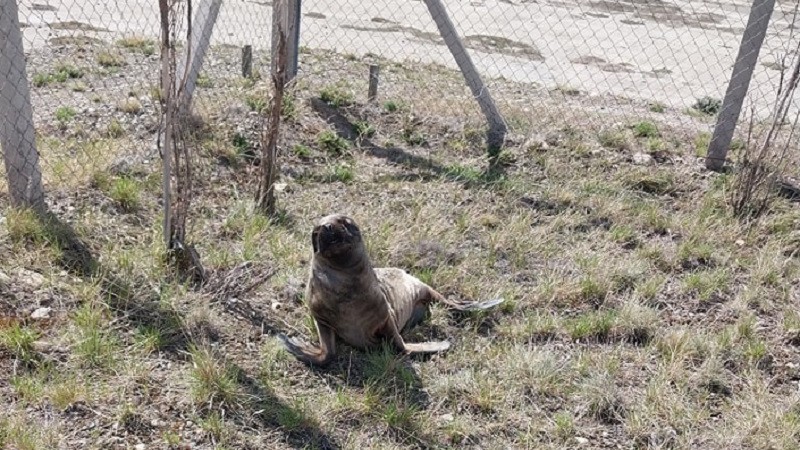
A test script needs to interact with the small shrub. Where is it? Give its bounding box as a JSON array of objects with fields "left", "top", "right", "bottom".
[
  {"left": 317, "top": 130, "right": 349, "bottom": 155},
  {"left": 692, "top": 96, "right": 722, "bottom": 115}
]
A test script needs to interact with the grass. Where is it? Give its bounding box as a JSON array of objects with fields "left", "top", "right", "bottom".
[
  {"left": 319, "top": 84, "right": 354, "bottom": 107},
  {"left": 5, "top": 44, "right": 800, "bottom": 450},
  {"left": 32, "top": 62, "right": 83, "bottom": 87},
  {"left": 317, "top": 130, "right": 350, "bottom": 155},
  {"left": 117, "top": 97, "right": 142, "bottom": 114},
  {"left": 54, "top": 106, "right": 77, "bottom": 124},
  {"left": 97, "top": 50, "right": 125, "bottom": 67},
  {"left": 116, "top": 36, "right": 156, "bottom": 55}
]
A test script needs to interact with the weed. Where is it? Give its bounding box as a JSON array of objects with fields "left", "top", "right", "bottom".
[
  {"left": 282, "top": 95, "right": 297, "bottom": 120},
  {"left": 317, "top": 130, "right": 350, "bottom": 155},
  {"left": 106, "top": 119, "right": 125, "bottom": 138},
  {"left": 692, "top": 96, "right": 722, "bottom": 115},
  {"left": 353, "top": 120, "right": 376, "bottom": 138},
  {"left": 196, "top": 73, "right": 213, "bottom": 88},
  {"left": 327, "top": 164, "right": 355, "bottom": 183},
  {"left": 695, "top": 132, "right": 711, "bottom": 157},
  {"left": 117, "top": 36, "right": 156, "bottom": 55},
  {"left": 108, "top": 177, "right": 142, "bottom": 211},
  {"left": 189, "top": 345, "right": 242, "bottom": 410},
  {"left": 649, "top": 102, "right": 666, "bottom": 113},
  {"left": 291, "top": 144, "right": 312, "bottom": 158},
  {"left": 73, "top": 302, "right": 119, "bottom": 369},
  {"left": 117, "top": 97, "right": 143, "bottom": 114},
  {"left": 567, "top": 310, "right": 616, "bottom": 342},
  {"left": 97, "top": 50, "right": 126, "bottom": 67},
  {"left": 0, "top": 323, "right": 39, "bottom": 367},
  {"left": 245, "top": 94, "right": 267, "bottom": 113},
  {"left": 319, "top": 84, "right": 354, "bottom": 107},
  {"left": 598, "top": 129, "right": 629, "bottom": 150},
  {"left": 383, "top": 100, "right": 403, "bottom": 113},
  {"left": 632, "top": 121, "right": 659, "bottom": 138},
  {"left": 55, "top": 106, "right": 77, "bottom": 124}
]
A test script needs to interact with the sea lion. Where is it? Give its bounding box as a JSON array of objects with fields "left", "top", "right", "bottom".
[{"left": 280, "top": 213, "right": 504, "bottom": 367}]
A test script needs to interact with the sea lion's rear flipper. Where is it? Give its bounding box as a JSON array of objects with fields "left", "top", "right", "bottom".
[
  {"left": 403, "top": 340, "right": 451, "bottom": 354},
  {"left": 429, "top": 288, "right": 505, "bottom": 312},
  {"left": 457, "top": 297, "right": 505, "bottom": 311}
]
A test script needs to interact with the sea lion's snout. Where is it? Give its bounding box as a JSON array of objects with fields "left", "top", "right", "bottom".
[{"left": 312, "top": 214, "right": 362, "bottom": 258}]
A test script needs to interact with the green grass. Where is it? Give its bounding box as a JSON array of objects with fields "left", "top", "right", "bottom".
[
  {"left": 55, "top": 106, "right": 77, "bottom": 123},
  {"left": 0, "top": 323, "right": 39, "bottom": 367},
  {"left": 106, "top": 177, "right": 142, "bottom": 211},
  {"left": 97, "top": 50, "right": 126, "bottom": 67},
  {"left": 319, "top": 84, "right": 354, "bottom": 107},
  {"left": 317, "top": 130, "right": 350, "bottom": 155},
  {"left": 9, "top": 45, "right": 800, "bottom": 450},
  {"left": 117, "top": 36, "right": 156, "bottom": 55}
]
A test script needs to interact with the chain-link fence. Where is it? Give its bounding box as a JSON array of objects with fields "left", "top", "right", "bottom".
[{"left": 2, "top": 0, "right": 798, "bottom": 224}]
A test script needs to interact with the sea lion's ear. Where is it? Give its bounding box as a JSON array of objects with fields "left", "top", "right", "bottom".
[{"left": 311, "top": 225, "right": 321, "bottom": 253}]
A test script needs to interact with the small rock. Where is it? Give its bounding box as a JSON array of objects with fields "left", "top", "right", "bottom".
[
  {"left": 440, "top": 413, "right": 454, "bottom": 422},
  {"left": 575, "top": 436, "right": 589, "bottom": 445},
  {"left": 274, "top": 182, "right": 287, "bottom": 192},
  {"left": 632, "top": 152, "right": 655, "bottom": 166},
  {"left": 735, "top": 239, "right": 745, "bottom": 246},
  {"left": 15, "top": 268, "right": 45, "bottom": 288},
  {"left": 135, "top": 444, "right": 146, "bottom": 450},
  {"left": 31, "top": 307, "right": 52, "bottom": 319},
  {"left": 271, "top": 301, "right": 282, "bottom": 310}
]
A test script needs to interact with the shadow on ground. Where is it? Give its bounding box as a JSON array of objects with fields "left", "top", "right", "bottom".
[
  {"left": 26, "top": 206, "right": 343, "bottom": 449},
  {"left": 309, "top": 98, "right": 509, "bottom": 186}
]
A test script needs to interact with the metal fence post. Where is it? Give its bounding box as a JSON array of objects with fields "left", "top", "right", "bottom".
[
  {"left": 706, "top": 0, "right": 776, "bottom": 171},
  {"left": 0, "top": 0, "right": 45, "bottom": 210},
  {"left": 422, "top": 0, "right": 507, "bottom": 150}
]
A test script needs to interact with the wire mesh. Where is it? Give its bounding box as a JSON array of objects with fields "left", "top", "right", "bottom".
[{"left": 2, "top": 0, "right": 799, "bottom": 213}]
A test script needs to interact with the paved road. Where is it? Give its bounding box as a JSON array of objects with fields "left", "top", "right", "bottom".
[{"left": 16, "top": 0, "right": 799, "bottom": 117}]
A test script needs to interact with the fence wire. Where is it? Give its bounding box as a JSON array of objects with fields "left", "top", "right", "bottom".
[{"left": 2, "top": 0, "right": 799, "bottom": 213}]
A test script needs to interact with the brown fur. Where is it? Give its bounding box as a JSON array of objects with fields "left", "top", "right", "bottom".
[{"left": 281, "top": 213, "right": 504, "bottom": 367}]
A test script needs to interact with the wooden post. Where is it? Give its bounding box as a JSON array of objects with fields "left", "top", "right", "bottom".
[
  {"left": 368, "top": 64, "right": 380, "bottom": 101},
  {"left": 242, "top": 45, "right": 253, "bottom": 78},
  {"left": 706, "top": 0, "right": 775, "bottom": 171},
  {"left": 422, "top": 0, "right": 507, "bottom": 150},
  {"left": 176, "top": 0, "right": 222, "bottom": 109},
  {"left": 0, "top": 0, "right": 45, "bottom": 211},
  {"left": 257, "top": 1, "right": 288, "bottom": 214},
  {"left": 272, "top": 0, "right": 300, "bottom": 81}
]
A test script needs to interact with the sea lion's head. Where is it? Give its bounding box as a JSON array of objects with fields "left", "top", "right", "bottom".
[{"left": 311, "top": 214, "right": 365, "bottom": 267}]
